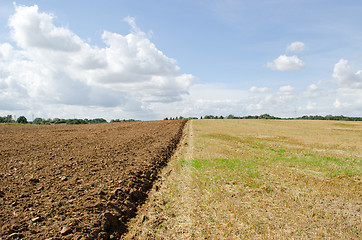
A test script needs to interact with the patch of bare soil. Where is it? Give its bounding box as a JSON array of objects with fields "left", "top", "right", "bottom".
[{"left": 0, "top": 120, "right": 186, "bottom": 239}]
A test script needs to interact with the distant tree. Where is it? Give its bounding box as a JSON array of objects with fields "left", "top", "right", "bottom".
[
  {"left": 7, "top": 115, "right": 13, "bottom": 122},
  {"left": 296, "top": 115, "right": 362, "bottom": 121},
  {"left": 32, "top": 117, "right": 44, "bottom": 124},
  {"left": 52, "top": 118, "right": 66, "bottom": 124},
  {"left": 0, "top": 115, "right": 14, "bottom": 123},
  {"left": 259, "top": 114, "right": 270, "bottom": 119},
  {"left": 204, "top": 115, "right": 214, "bottom": 119},
  {"left": 88, "top": 118, "right": 107, "bottom": 124},
  {"left": 66, "top": 119, "right": 88, "bottom": 124},
  {"left": 16, "top": 116, "right": 28, "bottom": 124}
]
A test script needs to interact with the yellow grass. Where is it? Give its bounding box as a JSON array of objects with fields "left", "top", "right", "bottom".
[{"left": 125, "top": 119, "right": 361, "bottom": 239}]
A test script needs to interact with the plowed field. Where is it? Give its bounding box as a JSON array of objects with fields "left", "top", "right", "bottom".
[{"left": 0, "top": 120, "right": 186, "bottom": 239}]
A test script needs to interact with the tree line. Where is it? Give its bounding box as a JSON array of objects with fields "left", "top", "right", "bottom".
[
  {"left": 163, "top": 116, "right": 198, "bottom": 120},
  {"left": 0, "top": 115, "right": 137, "bottom": 125},
  {"left": 165, "top": 114, "right": 280, "bottom": 120},
  {"left": 296, "top": 115, "right": 362, "bottom": 121},
  {"left": 165, "top": 114, "right": 362, "bottom": 121},
  {"left": 202, "top": 114, "right": 281, "bottom": 120},
  {"left": 1, "top": 114, "right": 361, "bottom": 124}
]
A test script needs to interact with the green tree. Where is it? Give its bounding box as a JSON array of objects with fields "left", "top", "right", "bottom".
[
  {"left": 16, "top": 116, "right": 28, "bottom": 124},
  {"left": 32, "top": 117, "right": 44, "bottom": 124},
  {"left": 0, "top": 115, "right": 14, "bottom": 123}
]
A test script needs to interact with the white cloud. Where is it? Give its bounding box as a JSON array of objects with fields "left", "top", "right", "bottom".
[
  {"left": 250, "top": 86, "right": 271, "bottom": 93},
  {"left": 267, "top": 55, "right": 305, "bottom": 72},
  {"left": 169, "top": 80, "right": 361, "bottom": 119},
  {"left": 303, "top": 83, "right": 321, "bottom": 98},
  {"left": 8, "top": 5, "right": 82, "bottom": 52},
  {"left": 307, "top": 83, "right": 318, "bottom": 91},
  {"left": 333, "top": 99, "right": 342, "bottom": 108},
  {"left": 278, "top": 85, "right": 295, "bottom": 94},
  {"left": 0, "top": 43, "right": 14, "bottom": 60},
  {"left": 150, "top": 83, "right": 251, "bottom": 117},
  {"left": 155, "top": 82, "right": 301, "bottom": 118},
  {"left": 333, "top": 88, "right": 362, "bottom": 113},
  {"left": 286, "top": 41, "right": 305, "bottom": 53},
  {"left": 0, "top": 4, "right": 195, "bottom": 118},
  {"left": 333, "top": 59, "right": 362, "bottom": 88},
  {"left": 153, "top": 79, "right": 362, "bottom": 119},
  {"left": 306, "top": 101, "right": 317, "bottom": 110},
  {"left": 1, "top": 5, "right": 362, "bottom": 120}
]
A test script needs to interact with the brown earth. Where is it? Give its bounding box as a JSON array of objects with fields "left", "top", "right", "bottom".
[{"left": 0, "top": 120, "right": 186, "bottom": 240}]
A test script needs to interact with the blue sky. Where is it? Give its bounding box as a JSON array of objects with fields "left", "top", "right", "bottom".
[{"left": 0, "top": 0, "right": 362, "bottom": 120}]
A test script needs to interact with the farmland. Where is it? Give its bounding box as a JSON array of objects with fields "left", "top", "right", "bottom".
[
  {"left": 1, "top": 119, "right": 361, "bottom": 239},
  {"left": 0, "top": 120, "right": 186, "bottom": 239},
  {"left": 126, "top": 119, "right": 361, "bottom": 239}
]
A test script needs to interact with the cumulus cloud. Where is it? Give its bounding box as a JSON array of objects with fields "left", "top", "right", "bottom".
[
  {"left": 333, "top": 99, "right": 342, "bottom": 108},
  {"left": 170, "top": 79, "right": 360, "bottom": 119},
  {"left": 267, "top": 55, "right": 305, "bottom": 72},
  {"left": 275, "top": 85, "right": 296, "bottom": 105},
  {"left": 302, "top": 82, "right": 326, "bottom": 99},
  {"left": 307, "top": 83, "right": 318, "bottom": 91},
  {"left": 0, "top": 43, "right": 14, "bottom": 60},
  {"left": 278, "top": 85, "right": 295, "bottom": 94},
  {"left": 333, "top": 59, "right": 362, "bottom": 88},
  {"left": 306, "top": 101, "right": 317, "bottom": 110},
  {"left": 8, "top": 5, "right": 82, "bottom": 52},
  {"left": 286, "top": 41, "right": 305, "bottom": 53},
  {"left": 163, "top": 83, "right": 302, "bottom": 118},
  {"left": 250, "top": 86, "right": 271, "bottom": 93},
  {"left": 150, "top": 83, "right": 252, "bottom": 117},
  {"left": 267, "top": 41, "right": 306, "bottom": 72},
  {"left": 0, "top": 4, "right": 195, "bottom": 116}
]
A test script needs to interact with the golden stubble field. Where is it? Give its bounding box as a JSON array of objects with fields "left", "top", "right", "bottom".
[{"left": 126, "top": 119, "right": 361, "bottom": 239}]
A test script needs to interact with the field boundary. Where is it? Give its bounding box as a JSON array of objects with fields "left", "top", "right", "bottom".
[{"left": 122, "top": 120, "right": 195, "bottom": 239}]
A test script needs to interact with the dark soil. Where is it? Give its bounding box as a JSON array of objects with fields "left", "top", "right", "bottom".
[{"left": 0, "top": 120, "right": 186, "bottom": 239}]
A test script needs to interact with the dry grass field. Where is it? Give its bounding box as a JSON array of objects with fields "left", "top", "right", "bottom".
[{"left": 126, "top": 119, "right": 361, "bottom": 239}]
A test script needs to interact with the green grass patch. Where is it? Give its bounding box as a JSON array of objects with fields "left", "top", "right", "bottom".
[
  {"left": 248, "top": 144, "right": 360, "bottom": 177},
  {"left": 182, "top": 158, "right": 264, "bottom": 188},
  {"left": 276, "top": 152, "right": 361, "bottom": 177},
  {"left": 250, "top": 145, "right": 265, "bottom": 149},
  {"left": 250, "top": 145, "right": 286, "bottom": 155},
  {"left": 186, "top": 158, "right": 259, "bottom": 172}
]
